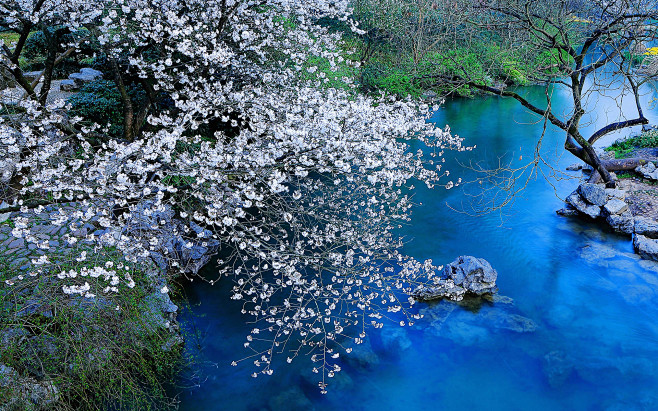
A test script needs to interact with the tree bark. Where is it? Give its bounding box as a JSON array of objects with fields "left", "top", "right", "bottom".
[{"left": 109, "top": 57, "right": 135, "bottom": 141}]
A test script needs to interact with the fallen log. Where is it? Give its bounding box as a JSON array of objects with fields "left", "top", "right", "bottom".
[
  {"left": 587, "top": 158, "right": 652, "bottom": 184},
  {"left": 602, "top": 158, "right": 650, "bottom": 171}
]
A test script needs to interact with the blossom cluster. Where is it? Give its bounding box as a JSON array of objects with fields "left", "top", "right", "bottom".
[{"left": 0, "top": 0, "right": 464, "bottom": 389}]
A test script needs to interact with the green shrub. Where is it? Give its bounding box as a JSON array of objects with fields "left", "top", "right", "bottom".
[
  {"left": 606, "top": 130, "right": 658, "bottom": 158},
  {"left": 0, "top": 247, "right": 185, "bottom": 410},
  {"left": 360, "top": 63, "right": 421, "bottom": 97},
  {"left": 21, "top": 28, "right": 98, "bottom": 78},
  {"left": 68, "top": 80, "right": 146, "bottom": 139}
]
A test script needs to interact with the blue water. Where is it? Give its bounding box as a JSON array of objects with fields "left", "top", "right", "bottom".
[{"left": 177, "top": 83, "right": 658, "bottom": 410}]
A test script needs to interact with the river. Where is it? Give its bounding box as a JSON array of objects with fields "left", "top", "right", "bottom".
[{"left": 177, "top": 81, "right": 658, "bottom": 410}]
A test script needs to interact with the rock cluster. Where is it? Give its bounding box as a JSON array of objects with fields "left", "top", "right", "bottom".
[
  {"left": 635, "top": 162, "right": 658, "bottom": 181},
  {"left": 561, "top": 183, "right": 634, "bottom": 233},
  {"left": 560, "top": 182, "right": 658, "bottom": 261},
  {"left": 413, "top": 255, "right": 498, "bottom": 302},
  {"left": 60, "top": 68, "right": 103, "bottom": 91},
  {"left": 0, "top": 364, "right": 59, "bottom": 410}
]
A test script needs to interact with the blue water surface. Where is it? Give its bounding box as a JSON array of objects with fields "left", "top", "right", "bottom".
[{"left": 177, "top": 83, "right": 658, "bottom": 410}]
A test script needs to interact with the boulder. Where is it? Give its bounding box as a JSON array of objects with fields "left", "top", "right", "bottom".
[
  {"left": 566, "top": 163, "right": 583, "bottom": 171},
  {"left": 578, "top": 183, "right": 608, "bottom": 206},
  {"left": 606, "top": 211, "right": 635, "bottom": 234},
  {"left": 0, "top": 201, "right": 10, "bottom": 223},
  {"left": 443, "top": 256, "right": 498, "bottom": 294},
  {"left": 22, "top": 71, "right": 42, "bottom": 83},
  {"left": 0, "top": 364, "right": 59, "bottom": 408},
  {"left": 603, "top": 199, "right": 629, "bottom": 216},
  {"left": 69, "top": 68, "right": 103, "bottom": 86},
  {"left": 566, "top": 191, "right": 600, "bottom": 219},
  {"left": 59, "top": 79, "right": 78, "bottom": 92},
  {"left": 634, "top": 217, "right": 658, "bottom": 238},
  {"left": 413, "top": 256, "right": 497, "bottom": 301},
  {"left": 636, "top": 162, "right": 658, "bottom": 180},
  {"left": 633, "top": 234, "right": 658, "bottom": 261}
]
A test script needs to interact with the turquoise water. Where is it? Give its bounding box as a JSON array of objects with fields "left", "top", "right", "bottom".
[{"left": 178, "top": 84, "right": 658, "bottom": 410}]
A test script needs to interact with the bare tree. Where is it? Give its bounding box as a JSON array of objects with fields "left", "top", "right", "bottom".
[{"left": 433, "top": 0, "right": 658, "bottom": 188}]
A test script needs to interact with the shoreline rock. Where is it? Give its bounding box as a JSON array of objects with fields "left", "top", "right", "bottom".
[{"left": 558, "top": 179, "right": 658, "bottom": 260}]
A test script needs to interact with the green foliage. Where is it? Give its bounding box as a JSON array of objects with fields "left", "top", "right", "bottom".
[
  {"left": 616, "top": 171, "right": 635, "bottom": 179},
  {"left": 360, "top": 62, "right": 421, "bottom": 97},
  {"left": 606, "top": 131, "right": 658, "bottom": 158},
  {"left": 298, "top": 53, "right": 359, "bottom": 92},
  {"left": 67, "top": 80, "right": 145, "bottom": 139},
  {"left": 68, "top": 80, "right": 125, "bottom": 137},
  {"left": 623, "top": 51, "right": 646, "bottom": 66},
  {"left": 0, "top": 246, "right": 185, "bottom": 410},
  {"left": 20, "top": 27, "right": 98, "bottom": 78},
  {"left": 0, "top": 32, "right": 19, "bottom": 48}
]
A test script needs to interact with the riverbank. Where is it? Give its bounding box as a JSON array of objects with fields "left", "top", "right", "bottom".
[
  {"left": 0, "top": 199, "right": 217, "bottom": 409},
  {"left": 559, "top": 131, "right": 658, "bottom": 260}
]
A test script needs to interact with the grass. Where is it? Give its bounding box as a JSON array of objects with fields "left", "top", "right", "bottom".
[
  {"left": 0, "top": 32, "right": 19, "bottom": 48},
  {"left": 616, "top": 171, "right": 635, "bottom": 180},
  {"left": 605, "top": 130, "right": 658, "bottom": 159},
  {"left": 0, "top": 242, "right": 186, "bottom": 410}
]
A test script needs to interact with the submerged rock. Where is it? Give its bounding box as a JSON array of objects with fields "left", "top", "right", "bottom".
[
  {"left": 418, "top": 296, "right": 536, "bottom": 347},
  {"left": 300, "top": 366, "right": 353, "bottom": 391},
  {"left": 342, "top": 337, "right": 380, "bottom": 370},
  {"left": 380, "top": 327, "right": 412, "bottom": 353},
  {"left": 268, "top": 386, "right": 314, "bottom": 411},
  {"left": 482, "top": 311, "right": 537, "bottom": 333},
  {"left": 413, "top": 256, "right": 497, "bottom": 302},
  {"left": 543, "top": 351, "right": 574, "bottom": 388},
  {"left": 556, "top": 206, "right": 579, "bottom": 217},
  {"left": 620, "top": 284, "right": 655, "bottom": 305}
]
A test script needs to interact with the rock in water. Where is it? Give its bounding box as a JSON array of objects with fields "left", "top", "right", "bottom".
[
  {"left": 634, "top": 217, "right": 658, "bottom": 238},
  {"left": 633, "top": 234, "right": 658, "bottom": 261},
  {"left": 543, "top": 351, "right": 574, "bottom": 388},
  {"left": 606, "top": 211, "right": 635, "bottom": 234},
  {"left": 413, "top": 256, "right": 497, "bottom": 301},
  {"left": 566, "top": 191, "right": 600, "bottom": 219}
]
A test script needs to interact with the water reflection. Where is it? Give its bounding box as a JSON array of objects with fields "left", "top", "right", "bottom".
[{"left": 178, "top": 83, "right": 658, "bottom": 410}]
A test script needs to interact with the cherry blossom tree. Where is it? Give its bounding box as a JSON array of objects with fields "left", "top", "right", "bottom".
[{"left": 0, "top": 0, "right": 463, "bottom": 390}]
